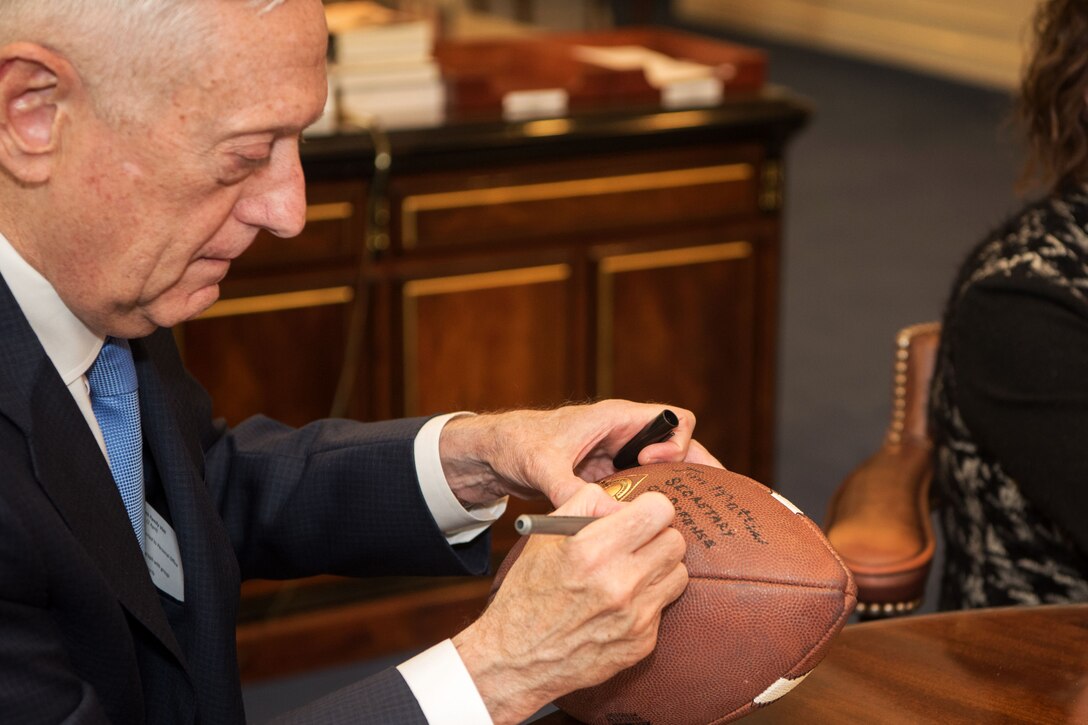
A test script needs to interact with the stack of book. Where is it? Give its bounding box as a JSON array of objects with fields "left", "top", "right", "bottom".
[{"left": 326, "top": 1, "right": 445, "bottom": 129}]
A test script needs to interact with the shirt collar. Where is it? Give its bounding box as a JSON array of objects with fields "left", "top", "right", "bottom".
[{"left": 0, "top": 231, "right": 103, "bottom": 384}]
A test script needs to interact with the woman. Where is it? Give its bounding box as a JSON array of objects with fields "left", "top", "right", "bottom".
[{"left": 929, "top": 0, "right": 1088, "bottom": 609}]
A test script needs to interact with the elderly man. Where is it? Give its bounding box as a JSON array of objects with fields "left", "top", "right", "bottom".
[{"left": 0, "top": 1, "right": 719, "bottom": 723}]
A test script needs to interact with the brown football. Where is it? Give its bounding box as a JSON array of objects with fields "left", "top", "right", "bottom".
[{"left": 492, "top": 463, "right": 856, "bottom": 725}]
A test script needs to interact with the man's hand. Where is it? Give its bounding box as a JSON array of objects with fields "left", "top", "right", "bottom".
[
  {"left": 439, "top": 399, "right": 723, "bottom": 508},
  {"left": 452, "top": 486, "right": 689, "bottom": 725}
]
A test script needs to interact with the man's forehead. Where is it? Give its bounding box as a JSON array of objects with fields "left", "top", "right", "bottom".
[
  {"left": 192, "top": 0, "right": 327, "bottom": 80},
  {"left": 176, "top": 6, "right": 328, "bottom": 139}
]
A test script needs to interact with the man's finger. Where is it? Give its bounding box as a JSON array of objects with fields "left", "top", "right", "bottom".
[
  {"left": 574, "top": 491, "right": 676, "bottom": 553},
  {"left": 627, "top": 525, "right": 687, "bottom": 590},
  {"left": 683, "top": 439, "right": 724, "bottom": 468},
  {"left": 551, "top": 482, "right": 624, "bottom": 518}
]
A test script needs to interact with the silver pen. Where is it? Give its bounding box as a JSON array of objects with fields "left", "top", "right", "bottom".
[{"left": 514, "top": 514, "right": 597, "bottom": 536}]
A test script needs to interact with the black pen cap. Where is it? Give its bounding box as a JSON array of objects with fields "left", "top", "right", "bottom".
[{"left": 612, "top": 409, "right": 679, "bottom": 471}]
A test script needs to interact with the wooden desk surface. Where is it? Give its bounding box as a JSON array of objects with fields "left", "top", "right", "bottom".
[{"left": 537, "top": 604, "right": 1088, "bottom": 724}]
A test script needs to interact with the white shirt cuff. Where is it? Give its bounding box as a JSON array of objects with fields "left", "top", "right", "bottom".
[
  {"left": 396, "top": 639, "right": 493, "bottom": 725},
  {"left": 414, "top": 412, "right": 508, "bottom": 545}
]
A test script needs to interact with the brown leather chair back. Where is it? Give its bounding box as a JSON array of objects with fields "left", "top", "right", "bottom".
[{"left": 824, "top": 323, "right": 940, "bottom": 617}]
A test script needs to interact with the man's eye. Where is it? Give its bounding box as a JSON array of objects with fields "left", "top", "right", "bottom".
[
  {"left": 235, "top": 153, "right": 270, "bottom": 169},
  {"left": 217, "top": 153, "right": 270, "bottom": 185}
]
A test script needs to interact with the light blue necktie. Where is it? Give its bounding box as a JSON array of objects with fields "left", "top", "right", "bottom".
[{"left": 87, "top": 337, "right": 145, "bottom": 549}]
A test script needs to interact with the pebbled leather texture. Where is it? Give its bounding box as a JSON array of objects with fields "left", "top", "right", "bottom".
[{"left": 493, "top": 463, "right": 856, "bottom": 725}]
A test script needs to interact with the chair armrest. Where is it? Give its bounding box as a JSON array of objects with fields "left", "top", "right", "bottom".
[{"left": 824, "top": 322, "right": 940, "bottom": 617}]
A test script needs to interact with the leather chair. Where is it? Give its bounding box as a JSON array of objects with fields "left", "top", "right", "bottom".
[{"left": 823, "top": 322, "right": 940, "bottom": 618}]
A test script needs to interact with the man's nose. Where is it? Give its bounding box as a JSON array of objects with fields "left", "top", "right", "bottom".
[{"left": 234, "top": 141, "right": 307, "bottom": 238}]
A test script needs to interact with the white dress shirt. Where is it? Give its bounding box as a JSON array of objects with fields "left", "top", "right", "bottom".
[{"left": 0, "top": 231, "right": 497, "bottom": 724}]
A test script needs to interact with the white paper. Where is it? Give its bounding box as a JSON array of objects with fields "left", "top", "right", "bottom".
[
  {"left": 573, "top": 45, "right": 718, "bottom": 87},
  {"left": 573, "top": 44, "right": 730, "bottom": 108},
  {"left": 144, "top": 504, "right": 185, "bottom": 602},
  {"left": 503, "top": 88, "right": 569, "bottom": 120}
]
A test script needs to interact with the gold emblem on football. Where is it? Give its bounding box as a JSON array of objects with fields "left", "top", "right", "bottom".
[{"left": 600, "top": 474, "right": 648, "bottom": 501}]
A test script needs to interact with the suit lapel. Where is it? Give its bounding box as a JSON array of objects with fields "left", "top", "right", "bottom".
[
  {"left": 0, "top": 277, "right": 186, "bottom": 667},
  {"left": 132, "top": 332, "right": 239, "bottom": 597},
  {"left": 131, "top": 331, "right": 245, "bottom": 721},
  {"left": 28, "top": 371, "right": 187, "bottom": 663}
]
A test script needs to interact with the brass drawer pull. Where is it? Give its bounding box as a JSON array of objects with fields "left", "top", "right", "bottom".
[{"left": 305, "top": 202, "right": 355, "bottom": 223}]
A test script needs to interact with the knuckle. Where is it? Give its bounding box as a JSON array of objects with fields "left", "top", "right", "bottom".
[
  {"left": 630, "top": 626, "right": 658, "bottom": 662},
  {"left": 673, "top": 564, "right": 690, "bottom": 596},
  {"left": 596, "top": 609, "right": 637, "bottom": 645},
  {"left": 631, "top": 605, "right": 660, "bottom": 637},
  {"left": 596, "top": 578, "right": 632, "bottom": 612},
  {"left": 637, "top": 490, "right": 670, "bottom": 515},
  {"left": 638, "top": 633, "right": 657, "bottom": 660},
  {"left": 563, "top": 547, "right": 631, "bottom": 609},
  {"left": 663, "top": 527, "right": 687, "bottom": 558}
]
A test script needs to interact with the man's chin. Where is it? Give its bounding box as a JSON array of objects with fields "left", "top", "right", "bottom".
[
  {"left": 141, "top": 285, "right": 222, "bottom": 331},
  {"left": 100, "top": 314, "right": 163, "bottom": 340},
  {"left": 179, "top": 284, "right": 223, "bottom": 323}
]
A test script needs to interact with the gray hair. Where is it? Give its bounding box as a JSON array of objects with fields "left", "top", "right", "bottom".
[{"left": 0, "top": 0, "right": 290, "bottom": 122}]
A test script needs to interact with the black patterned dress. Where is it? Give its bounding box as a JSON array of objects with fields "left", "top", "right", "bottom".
[{"left": 930, "top": 187, "right": 1088, "bottom": 610}]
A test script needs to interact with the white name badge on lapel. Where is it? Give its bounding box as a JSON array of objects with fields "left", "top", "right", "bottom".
[{"left": 144, "top": 504, "right": 185, "bottom": 602}]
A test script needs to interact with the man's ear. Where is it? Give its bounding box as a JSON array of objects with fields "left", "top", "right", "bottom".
[{"left": 0, "top": 43, "right": 78, "bottom": 184}]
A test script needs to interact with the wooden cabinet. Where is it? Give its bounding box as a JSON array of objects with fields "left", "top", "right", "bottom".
[
  {"left": 384, "top": 140, "right": 780, "bottom": 485},
  {"left": 179, "top": 68, "right": 809, "bottom": 680}
]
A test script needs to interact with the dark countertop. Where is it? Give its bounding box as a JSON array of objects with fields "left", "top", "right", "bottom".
[{"left": 301, "top": 85, "right": 812, "bottom": 179}]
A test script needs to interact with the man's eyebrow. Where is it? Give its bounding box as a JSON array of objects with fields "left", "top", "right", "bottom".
[{"left": 218, "top": 126, "right": 296, "bottom": 145}]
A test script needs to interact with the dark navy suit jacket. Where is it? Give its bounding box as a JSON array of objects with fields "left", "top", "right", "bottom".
[{"left": 0, "top": 275, "right": 490, "bottom": 723}]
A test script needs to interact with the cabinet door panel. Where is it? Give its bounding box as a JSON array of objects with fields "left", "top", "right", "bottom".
[
  {"left": 181, "top": 303, "right": 351, "bottom": 428},
  {"left": 597, "top": 241, "right": 757, "bottom": 472},
  {"left": 403, "top": 264, "right": 576, "bottom": 416}
]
